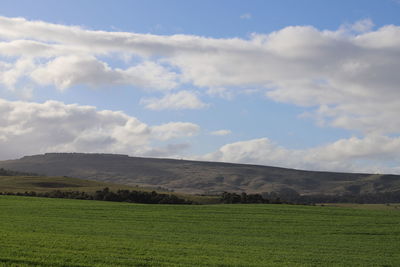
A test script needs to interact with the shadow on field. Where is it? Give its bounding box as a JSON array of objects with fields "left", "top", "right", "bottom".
[{"left": 0, "top": 258, "right": 86, "bottom": 267}]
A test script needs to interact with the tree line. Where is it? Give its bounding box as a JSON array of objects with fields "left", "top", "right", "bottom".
[
  {"left": 293, "top": 191, "right": 400, "bottom": 204},
  {"left": 0, "top": 187, "right": 193, "bottom": 204},
  {"left": 2, "top": 185, "right": 400, "bottom": 205},
  {"left": 220, "top": 192, "right": 284, "bottom": 204},
  {"left": 3, "top": 188, "right": 400, "bottom": 204},
  {"left": 220, "top": 190, "right": 400, "bottom": 204}
]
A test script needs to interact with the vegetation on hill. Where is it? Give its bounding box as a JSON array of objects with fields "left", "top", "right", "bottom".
[
  {"left": 0, "top": 168, "right": 37, "bottom": 176},
  {"left": 0, "top": 174, "right": 140, "bottom": 193},
  {"left": 1, "top": 187, "right": 192, "bottom": 204},
  {"left": 1, "top": 196, "right": 399, "bottom": 266},
  {"left": 220, "top": 190, "right": 400, "bottom": 204},
  {"left": 2, "top": 174, "right": 399, "bottom": 205},
  {"left": 1, "top": 153, "right": 399, "bottom": 195},
  {"left": 0, "top": 175, "right": 218, "bottom": 204}
]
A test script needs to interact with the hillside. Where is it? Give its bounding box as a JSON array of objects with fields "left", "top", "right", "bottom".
[
  {"left": 0, "top": 174, "right": 217, "bottom": 204},
  {"left": 0, "top": 153, "right": 399, "bottom": 195},
  {"left": 0, "top": 175, "right": 142, "bottom": 194}
]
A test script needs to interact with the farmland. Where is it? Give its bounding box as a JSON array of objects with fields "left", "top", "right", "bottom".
[
  {"left": 1, "top": 196, "right": 399, "bottom": 266},
  {"left": 0, "top": 175, "right": 219, "bottom": 205}
]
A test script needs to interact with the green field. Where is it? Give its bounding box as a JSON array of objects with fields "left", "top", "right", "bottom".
[
  {"left": 319, "top": 203, "right": 400, "bottom": 211},
  {"left": 1, "top": 196, "right": 399, "bottom": 266}
]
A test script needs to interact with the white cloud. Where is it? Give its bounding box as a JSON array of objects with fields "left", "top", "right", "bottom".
[
  {"left": 140, "top": 91, "right": 208, "bottom": 110},
  {"left": 0, "top": 98, "right": 199, "bottom": 160},
  {"left": 240, "top": 13, "right": 252, "bottom": 20},
  {"left": 200, "top": 136, "right": 400, "bottom": 174},
  {"left": 141, "top": 143, "right": 191, "bottom": 158},
  {"left": 30, "top": 56, "right": 178, "bottom": 91},
  {"left": 30, "top": 55, "right": 116, "bottom": 90},
  {"left": 120, "top": 61, "right": 178, "bottom": 91},
  {"left": 152, "top": 122, "right": 200, "bottom": 140},
  {"left": 0, "top": 58, "right": 35, "bottom": 90},
  {"left": 210, "top": 129, "right": 231, "bottom": 136},
  {"left": 350, "top": 18, "right": 374, "bottom": 33},
  {"left": 206, "top": 87, "right": 233, "bottom": 99}
]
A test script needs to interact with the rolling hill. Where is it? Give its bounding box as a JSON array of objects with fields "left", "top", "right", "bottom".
[{"left": 0, "top": 153, "right": 399, "bottom": 195}]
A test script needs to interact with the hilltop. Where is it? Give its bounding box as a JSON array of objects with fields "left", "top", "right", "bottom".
[{"left": 0, "top": 153, "right": 399, "bottom": 195}]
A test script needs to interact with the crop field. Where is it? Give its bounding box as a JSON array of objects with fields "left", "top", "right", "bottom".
[{"left": 1, "top": 196, "right": 399, "bottom": 266}]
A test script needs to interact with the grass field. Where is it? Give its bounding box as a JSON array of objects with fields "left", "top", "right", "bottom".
[
  {"left": 1, "top": 196, "right": 399, "bottom": 266},
  {"left": 319, "top": 203, "right": 400, "bottom": 211}
]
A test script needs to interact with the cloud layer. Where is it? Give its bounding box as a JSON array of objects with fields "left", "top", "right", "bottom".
[{"left": 0, "top": 16, "right": 398, "bottom": 126}]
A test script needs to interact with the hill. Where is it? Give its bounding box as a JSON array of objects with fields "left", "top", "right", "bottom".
[{"left": 0, "top": 153, "right": 399, "bottom": 195}]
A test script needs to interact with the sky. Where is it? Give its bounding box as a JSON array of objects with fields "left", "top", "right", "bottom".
[{"left": 1, "top": 0, "right": 400, "bottom": 174}]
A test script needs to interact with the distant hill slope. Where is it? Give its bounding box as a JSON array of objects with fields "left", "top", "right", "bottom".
[
  {"left": 0, "top": 175, "right": 130, "bottom": 193},
  {"left": 0, "top": 153, "right": 399, "bottom": 195}
]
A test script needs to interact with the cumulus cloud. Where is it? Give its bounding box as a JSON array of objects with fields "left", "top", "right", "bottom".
[
  {"left": 0, "top": 16, "right": 399, "bottom": 134},
  {"left": 140, "top": 91, "right": 208, "bottom": 110},
  {"left": 200, "top": 136, "right": 400, "bottom": 174},
  {"left": 30, "top": 56, "right": 178, "bottom": 90},
  {"left": 210, "top": 129, "right": 231, "bottom": 136},
  {"left": 0, "top": 58, "right": 35, "bottom": 90},
  {"left": 0, "top": 98, "right": 199, "bottom": 160}
]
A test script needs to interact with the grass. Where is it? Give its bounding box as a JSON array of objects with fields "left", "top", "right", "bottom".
[
  {"left": 1, "top": 196, "right": 399, "bottom": 266},
  {"left": 319, "top": 203, "right": 400, "bottom": 211}
]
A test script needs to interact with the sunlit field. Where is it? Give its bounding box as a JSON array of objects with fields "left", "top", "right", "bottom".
[{"left": 1, "top": 196, "right": 399, "bottom": 266}]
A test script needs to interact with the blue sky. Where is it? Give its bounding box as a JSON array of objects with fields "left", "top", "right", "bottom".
[
  {"left": 2, "top": 0, "right": 400, "bottom": 35},
  {"left": 1, "top": 0, "right": 400, "bottom": 174}
]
